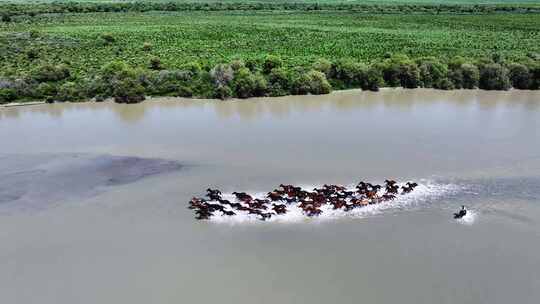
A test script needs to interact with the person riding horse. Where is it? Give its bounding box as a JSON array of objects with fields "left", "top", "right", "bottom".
[{"left": 454, "top": 205, "right": 467, "bottom": 219}]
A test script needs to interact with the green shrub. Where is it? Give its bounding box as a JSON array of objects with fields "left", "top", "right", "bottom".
[
  {"left": 8, "top": 79, "right": 36, "bottom": 99},
  {"left": 290, "top": 73, "right": 311, "bottom": 95},
  {"left": 399, "top": 63, "right": 420, "bottom": 89},
  {"left": 417, "top": 58, "right": 447, "bottom": 89},
  {"left": 29, "top": 30, "right": 39, "bottom": 38},
  {"left": 214, "top": 85, "right": 233, "bottom": 100},
  {"left": 461, "top": 63, "right": 480, "bottom": 89},
  {"left": 175, "top": 86, "right": 193, "bottom": 98},
  {"left": 33, "top": 64, "right": 70, "bottom": 82},
  {"left": 189, "top": 71, "right": 214, "bottom": 98},
  {"left": 37, "top": 82, "right": 57, "bottom": 98},
  {"left": 245, "top": 58, "right": 263, "bottom": 73},
  {"left": 448, "top": 56, "right": 468, "bottom": 70},
  {"left": 101, "top": 32, "right": 115, "bottom": 45},
  {"left": 450, "top": 63, "right": 479, "bottom": 89},
  {"left": 479, "top": 63, "right": 510, "bottom": 90},
  {"left": 268, "top": 67, "right": 290, "bottom": 89},
  {"left": 364, "top": 66, "right": 384, "bottom": 91},
  {"left": 149, "top": 57, "right": 162, "bottom": 70},
  {"left": 230, "top": 59, "right": 246, "bottom": 71},
  {"left": 210, "top": 64, "right": 234, "bottom": 88},
  {"left": 380, "top": 54, "right": 413, "bottom": 87},
  {"left": 142, "top": 42, "right": 153, "bottom": 51},
  {"left": 449, "top": 69, "right": 463, "bottom": 89},
  {"left": 56, "top": 82, "right": 83, "bottom": 102},
  {"left": 231, "top": 67, "right": 267, "bottom": 98},
  {"left": 210, "top": 64, "right": 236, "bottom": 99},
  {"left": 263, "top": 55, "right": 283, "bottom": 74},
  {"left": 312, "top": 58, "right": 332, "bottom": 76},
  {"left": 100, "top": 61, "right": 130, "bottom": 81},
  {"left": 508, "top": 63, "right": 531, "bottom": 89},
  {"left": 26, "top": 48, "right": 39, "bottom": 61},
  {"left": 84, "top": 76, "right": 108, "bottom": 98},
  {"left": 113, "top": 77, "right": 146, "bottom": 103},
  {"left": 436, "top": 78, "right": 455, "bottom": 90},
  {"left": 380, "top": 63, "right": 399, "bottom": 87},
  {"left": 330, "top": 59, "right": 366, "bottom": 88},
  {"left": 529, "top": 64, "right": 540, "bottom": 89},
  {"left": 150, "top": 69, "right": 192, "bottom": 95},
  {"left": 180, "top": 62, "right": 202, "bottom": 77},
  {"left": 1, "top": 14, "right": 11, "bottom": 23},
  {"left": 98, "top": 61, "right": 147, "bottom": 102},
  {"left": 292, "top": 70, "right": 331, "bottom": 95},
  {"left": 267, "top": 67, "right": 291, "bottom": 96},
  {"left": 0, "top": 88, "right": 16, "bottom": 104},
  {"left": 491, "top": 52, "right": 504, "bottom": 64}
]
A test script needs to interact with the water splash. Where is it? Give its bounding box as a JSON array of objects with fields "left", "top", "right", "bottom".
[
  {"left": 456, "top": 209, "right": 477, "bottom": 225},
  {"left": 210, "top": 180, "right": 461, "bottom": 224}
]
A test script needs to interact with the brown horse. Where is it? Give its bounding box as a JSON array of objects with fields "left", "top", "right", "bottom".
[
  {"left": 232, "top": 192, "right": 253, "bottom": 203},
  {"left": 267, "top": 191, "right": 284, "bottom": 201},
  {"left": 272, "top": 204, "right": 287, "bottom": 214},
  {"left": 304, "top": 206, "right": 322, "bottom": 217},
  {"left": 206, "top": 188, "right": 222, "bottom": 200},
  {"left": 188, "top": 197, "right": 207, "bottom": 209}
]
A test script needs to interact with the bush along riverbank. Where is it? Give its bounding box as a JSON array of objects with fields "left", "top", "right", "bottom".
[
  {"left": 2, "top": 2, "right": 539, "bottom": 20},
  {"left": 1, "top": 54, "right": 540, "bottom": 104}
]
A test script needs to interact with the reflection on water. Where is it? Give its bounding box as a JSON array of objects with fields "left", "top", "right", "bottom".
[
  {"left": 2, "top": 89, "right": 539, "bottom": 123},
  {"left": 1, "top": 88, "right": 540, "bottom": 180}
]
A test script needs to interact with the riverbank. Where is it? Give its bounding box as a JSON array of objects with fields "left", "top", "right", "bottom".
[
  {"left": 1, "top": 57, "right": 538, "bottom": 105},
  {"left": 0, "top": 101, "right": 45, "bottom": 108},
  {"left": 3, "top": 87, "right": 540, "bottom": 109},
  {"left": 2, "top": 9, "right": 540, "bottom": 104}
]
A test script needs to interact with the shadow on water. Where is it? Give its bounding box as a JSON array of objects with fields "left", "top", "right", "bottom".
[{"left": 0, "top": 153, "right": 182, "bottom": 213}]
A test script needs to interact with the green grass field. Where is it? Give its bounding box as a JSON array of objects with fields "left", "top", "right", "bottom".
[
  {"left": 1, "top": 0, "right": 539, "bottom": 3},
  {"left": 0, "top": 2, "right": 539, "bottom": 102},
  {"left": 2, "top": 10, "right": 539, "bottom": 75}
]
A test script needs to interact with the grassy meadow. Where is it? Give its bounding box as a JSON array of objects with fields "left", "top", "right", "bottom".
[
  {"left": 2, "top": 0, "right": 539, "bottom": 3},
  {"left": 2, "top": 11, "right": 539, "bottom": 75}
]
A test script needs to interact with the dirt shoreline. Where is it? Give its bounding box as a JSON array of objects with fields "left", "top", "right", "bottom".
[
  {"left": 1, "top": 101, "right": 46, "bottom": 108},
  {"left": 1, "top": 87, "right": 536, "bottom": 108}
]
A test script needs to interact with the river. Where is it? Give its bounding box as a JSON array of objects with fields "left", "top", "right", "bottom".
[{"left": 1, "top": 89, "right": 539, "bottom": 304}]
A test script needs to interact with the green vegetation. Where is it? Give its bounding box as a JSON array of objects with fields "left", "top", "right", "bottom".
[
  {"left": 1, "top": 2, "right": 539, "bottom": 103},
  {"left": 2, "top": 54, "right": 539, "bottom": 104},
  {"left": 2, "top": 1, "right": 540, "bottom": 18},
  {"left": 3, "top": 0, "right": 540, "bottom": 3}
]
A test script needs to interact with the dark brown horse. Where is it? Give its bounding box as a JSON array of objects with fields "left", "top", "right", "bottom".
[
  {"left": 232, "top": 192, "right": 253, "bottom": 203},
  {"left": 272, "top": 204, "right": 287, "bottom": 214},
  {"left": 206, "top": 188, "right": 222, "bottom": 200}
]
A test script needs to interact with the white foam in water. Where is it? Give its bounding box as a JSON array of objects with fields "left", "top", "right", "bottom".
[
  {"left": 209, "top": 180, "right": 461, "bottom": 224},
  {"left": 456, "top": 209, "right": 477, "bottom": 225}
]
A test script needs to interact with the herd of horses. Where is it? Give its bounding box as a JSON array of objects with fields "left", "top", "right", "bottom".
[{"left": 188, "top": 180, "right": 419, "bottom": 221}]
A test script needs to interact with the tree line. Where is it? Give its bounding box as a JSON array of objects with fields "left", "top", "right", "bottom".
[
  {"left": 1, "top": 54, "right": 539, "bottom": 104},
  {"left": 1, "top": 1, "right": 540, "bottom": 22}
]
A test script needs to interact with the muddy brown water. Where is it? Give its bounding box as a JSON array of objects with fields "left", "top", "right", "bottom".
[{"left": 1, "top": 89, "right": 540, "bottom": 304}]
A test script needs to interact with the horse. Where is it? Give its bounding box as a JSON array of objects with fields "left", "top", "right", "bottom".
[
  {"left": 206, "top": 188, "right": 222, "bottom": 200},
  {"left": 232, "top": 192, "right": 253, "bottom": 203}
]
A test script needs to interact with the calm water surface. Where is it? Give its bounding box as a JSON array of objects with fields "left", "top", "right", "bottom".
[{"left": 1, "top": 89, "right": 540, "bottom": 304}]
